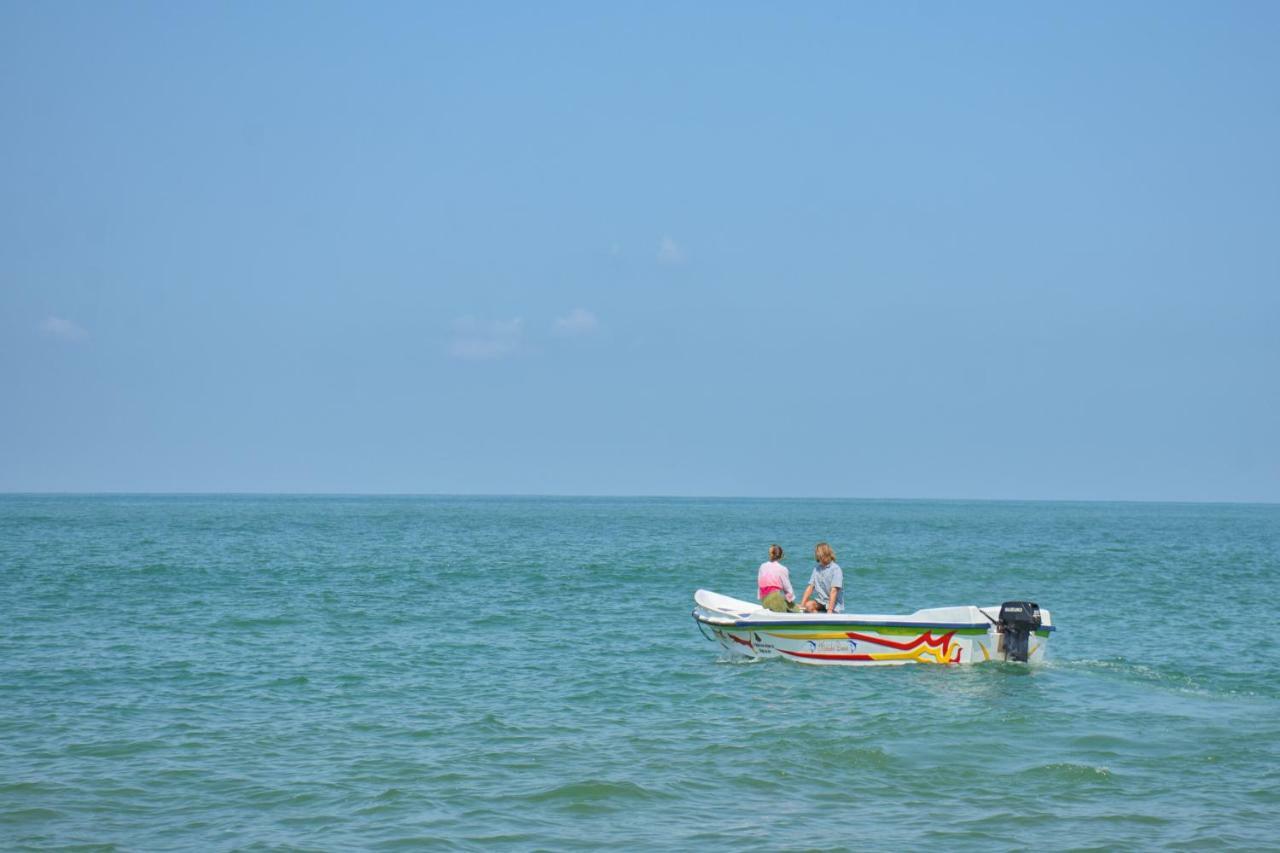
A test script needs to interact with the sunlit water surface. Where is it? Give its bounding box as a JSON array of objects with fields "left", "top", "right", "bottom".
[{"left": 3, "top": 496, "right": 1278, "bottom": 850}]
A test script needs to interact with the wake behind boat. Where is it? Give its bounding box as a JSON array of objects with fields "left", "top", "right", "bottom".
[{"left": 692, "top": 589, "right": 1054, "bottom": 666}]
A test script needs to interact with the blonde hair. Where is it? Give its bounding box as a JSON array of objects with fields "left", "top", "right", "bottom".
[
  {"left": 815, "top": 542, "right": 835, "bottom": 565},
  {"left": 768, "top": 544, "right": 783, "bottom": 562}
]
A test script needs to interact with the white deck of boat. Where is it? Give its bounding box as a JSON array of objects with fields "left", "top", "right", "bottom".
[{"left": 693, "top": 588, "right": 1054, "bottom": 630}]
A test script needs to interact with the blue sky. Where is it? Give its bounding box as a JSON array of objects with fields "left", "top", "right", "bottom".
[{"left": 2, "top": 2, "right": 1277, "bottom": 500}]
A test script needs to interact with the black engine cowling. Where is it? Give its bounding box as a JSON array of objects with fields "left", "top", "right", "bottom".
[{"left": 998, "top": 601, "right": 1042, "bottom": 662}]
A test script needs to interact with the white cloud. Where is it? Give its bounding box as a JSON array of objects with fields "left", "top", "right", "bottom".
[
  {"left": 39, "top": 316, "right": 88, "bottom": 341},
  {"left": 449, "top": 316, "right": 524, "bottom": 360},
  {"left": 553, "top": 308, "right": 599, "bottom": 337},
  {"left": 657, "top": 236, "right": 685, "bottom": 265}
]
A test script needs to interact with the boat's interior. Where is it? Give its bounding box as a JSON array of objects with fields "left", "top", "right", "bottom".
[{"left": 693, "top": 589, "right": 1051, "bottom": 629}]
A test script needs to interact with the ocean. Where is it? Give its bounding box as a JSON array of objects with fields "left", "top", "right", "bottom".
[{"left": 2, "top": 495, "right": 1278, "bottom": 850}]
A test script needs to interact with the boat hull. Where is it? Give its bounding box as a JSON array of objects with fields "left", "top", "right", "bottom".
[{"left": 693, "top": 590, "right": 1053, "bottom": 666}]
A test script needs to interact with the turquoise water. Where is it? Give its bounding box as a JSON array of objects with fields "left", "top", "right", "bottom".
[{"left": 2, "top": 496, "right": 1279, "bottom": 850}]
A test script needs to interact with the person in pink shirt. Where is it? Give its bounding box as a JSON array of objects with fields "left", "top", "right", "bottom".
[{"left": 757, "top": 544, "right": 798, "bottom": 612}]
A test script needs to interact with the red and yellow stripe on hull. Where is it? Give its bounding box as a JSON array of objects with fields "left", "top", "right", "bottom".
[{"left": 771, "top": 630, "right": 961, "bottom": 664}]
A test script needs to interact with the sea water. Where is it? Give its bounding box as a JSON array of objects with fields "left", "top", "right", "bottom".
[{"left": 2, "top": 495, "right": 1278, "bottom": 850}]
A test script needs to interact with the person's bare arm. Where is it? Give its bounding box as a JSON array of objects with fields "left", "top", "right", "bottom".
[
  {"left": 800, "top": 583, "right": 814, "bottom": 609},
  {"left": 827, "top": 587, "right": 841, "bottom": 613}
]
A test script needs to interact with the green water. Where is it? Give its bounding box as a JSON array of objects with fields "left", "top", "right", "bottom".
[{"left": 2, "top": 496, "right": 1278, "bottom": 850}]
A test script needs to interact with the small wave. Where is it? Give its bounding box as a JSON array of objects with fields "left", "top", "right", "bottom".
[
  {"left": 522, "top": 779, "right": 674, "bottom": 804},
  {"left": 65, "top": 739, "right": 165, "bottom": 758},
  {"left": 472, "top": 711, "right": 520, "bottom": 732},
  {"left": 219, "top": 614, "right": 297, "bottom": 629},
  {"left": 401, "top": 727, "right": 444, "bottom": 740},
  {"left": 1020, "top": 762, "right": 1114, "bottom": 782},
  {"left": 375, "top": 834, "right": 463, "bottom": 849},
  {"left": 354, "top": 802, "right": 402, "bottom": 818},
  {"left": 716, "top": 655, "right": 768, "bottom": 666},
  {"left": 813, "top": 745, "right": 893, "bottom": 770},
  {"left": 334, "top": 673, "right": 367, "bottom": 684},
  {"left": 1058, "top": 657, "right": 1280, "bottom": 701},
  {"left": 463, "top": 832, "right": 542, "bottom": 845},
  {"left": 1057, "top": 658, "right": 1204, "bottom": 692},
  {"left": 0, "top": 781, "right": 68, "bottom": 795},
  {"left": 1070, "top": 733, "right": 1134, "bottom": 751},
  {"left": 0, "top": 806, "right": 63, "bottom": 823}
]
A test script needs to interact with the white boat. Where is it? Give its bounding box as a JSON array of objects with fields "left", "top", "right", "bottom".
[{"left": 692, "top": 589, "right": 1054, "bottom": 666}]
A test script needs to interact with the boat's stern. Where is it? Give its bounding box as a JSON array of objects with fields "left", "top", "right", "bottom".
[{"left": 978, "top": 602, "right": 1055, "bottom": 663}]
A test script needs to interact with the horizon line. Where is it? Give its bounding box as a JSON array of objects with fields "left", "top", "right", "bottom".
[{"left": 0, "top": 491, "right": 1276, "bottom": 507}]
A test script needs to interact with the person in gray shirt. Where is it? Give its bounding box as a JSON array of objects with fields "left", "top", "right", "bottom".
[{"left": 801, "top": 542, "right": 844, "bottom": 613}]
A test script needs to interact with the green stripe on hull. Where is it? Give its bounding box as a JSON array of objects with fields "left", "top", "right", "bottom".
[{"left": 745, "top": 624, "right": 991, "bottom": 637}]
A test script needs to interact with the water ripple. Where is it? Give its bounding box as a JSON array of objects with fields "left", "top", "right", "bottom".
[{"left": 2, "top": 495, "right": 1278, "bottom": 849}]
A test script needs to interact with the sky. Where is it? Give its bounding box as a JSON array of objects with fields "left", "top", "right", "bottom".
[{"left": 2, "top": 2, "right": 1278, "bottom": 501}]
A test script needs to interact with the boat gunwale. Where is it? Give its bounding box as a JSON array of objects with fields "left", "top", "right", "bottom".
[{"left": 691, "top": 609, "right": 1057, "bottom": 633}]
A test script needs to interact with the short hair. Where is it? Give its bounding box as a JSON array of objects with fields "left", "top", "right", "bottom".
[
  {"left": 769, "top": 544, "right": 783, "bottom": 561},
  {"left": 815, "top": 542, "right": 835, "bottom": 564}
]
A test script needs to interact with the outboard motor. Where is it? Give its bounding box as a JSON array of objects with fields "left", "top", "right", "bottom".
[{"left": 998, "top": 601, "right": 1042, "bottom": 662}]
